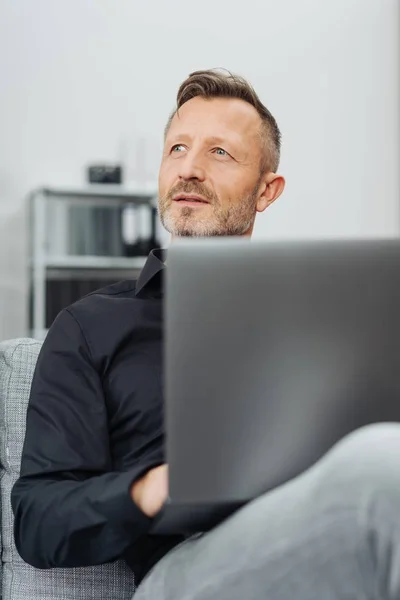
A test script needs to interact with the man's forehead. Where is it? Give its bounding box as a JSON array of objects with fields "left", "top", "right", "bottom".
[{"left": 168, "top": 96, "right": 262, "bottom": 140}]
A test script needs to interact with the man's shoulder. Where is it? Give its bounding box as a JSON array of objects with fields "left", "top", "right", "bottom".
[
  {"left": 84, "top": 279, "right": 138, "bottom": 301},
  {"left": 67, "top": 279, "right": 139, "bottom": 322},
  {"left": 56, "top": 279, "right": 151, "bottom": 359}
]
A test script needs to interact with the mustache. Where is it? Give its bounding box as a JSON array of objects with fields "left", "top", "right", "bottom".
[{"left": 164, "top": 181, "right": 217, "bottom": 204}]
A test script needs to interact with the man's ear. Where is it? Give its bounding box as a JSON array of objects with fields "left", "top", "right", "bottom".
[{"left": 256, "top": 173, "right": 285, "bottom": 213}]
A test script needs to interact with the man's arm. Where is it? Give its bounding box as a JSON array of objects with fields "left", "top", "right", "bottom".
[{"left": 11, "top": 309, "right": 162, "bottom": 569}]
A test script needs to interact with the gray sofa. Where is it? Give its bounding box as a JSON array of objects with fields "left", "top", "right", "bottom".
[{"left": 0, "top": 338, "right": 137, "bottom": 600}]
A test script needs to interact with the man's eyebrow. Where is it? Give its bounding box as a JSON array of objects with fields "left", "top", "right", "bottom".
[
  {"left": 167, "top": 133, "right": 241, "bottom": 150},
  {"left": 205, "top": 135, "right": 230, "bottom": 145},
  {"left": 206, "top": 135, "right": 242, "bottom": 154}
]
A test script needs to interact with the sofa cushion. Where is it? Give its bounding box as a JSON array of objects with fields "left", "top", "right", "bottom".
[{"left": 0, "top": 338, "right": 136, "bottom": 600}]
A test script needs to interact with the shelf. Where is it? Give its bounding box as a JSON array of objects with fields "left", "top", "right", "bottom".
[
  {"left": 41, "top": 255, "right": 147, "bottom": 270},
  {"left": 29, "top": 184, "right": 158, "bottom": 335},
  {"left": 35, "top": 185, "right": 158, "bottom": 201}
]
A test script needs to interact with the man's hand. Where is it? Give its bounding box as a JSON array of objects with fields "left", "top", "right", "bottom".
[{"left": 130, "top": 464, "right": 169, "bottom": 518}]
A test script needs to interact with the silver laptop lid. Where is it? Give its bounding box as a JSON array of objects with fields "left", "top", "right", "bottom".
[{"left": 165, "top": 238, "right": 400, "bottom": 503}]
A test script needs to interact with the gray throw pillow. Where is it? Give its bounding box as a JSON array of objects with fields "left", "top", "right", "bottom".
[{"left": 0, "top": 338, "right": 136, "bottom": 600}]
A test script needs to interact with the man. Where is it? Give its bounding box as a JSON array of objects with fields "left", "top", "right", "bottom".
[{"left": 11, "top": 69, "right": 400, "bottom": 600}]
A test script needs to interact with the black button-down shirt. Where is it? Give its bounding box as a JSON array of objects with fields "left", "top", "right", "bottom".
[{"left": 11, "top": 249, "right": 186, "bottom": 585}]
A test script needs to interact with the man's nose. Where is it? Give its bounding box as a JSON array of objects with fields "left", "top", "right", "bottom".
[{"left": 178, "top": 152, "right": 206, "bottom": 182}]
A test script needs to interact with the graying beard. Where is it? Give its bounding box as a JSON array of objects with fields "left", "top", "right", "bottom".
[{"left": 160, "top": 197, "right": 255, "bottom": 238}]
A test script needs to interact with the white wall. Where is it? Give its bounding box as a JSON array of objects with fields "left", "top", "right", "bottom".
[{"left": 0, "top": 0, "right": 398, "bottom": 339}]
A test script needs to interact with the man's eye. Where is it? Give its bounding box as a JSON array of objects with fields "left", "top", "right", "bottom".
[
  {"left": 214, "top": 148, "right": 228, "bottom": 156},
  {"left": 171, "top": 144, "right": 185, "bottom": 153}
]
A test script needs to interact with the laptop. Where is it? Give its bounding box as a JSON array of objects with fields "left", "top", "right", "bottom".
[{"left": 151, "top": 237, "right": 400, "bottom": 534}]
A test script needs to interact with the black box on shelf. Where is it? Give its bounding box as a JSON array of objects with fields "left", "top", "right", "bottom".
[{"left": 87, "top": 165, "right": 122, "bottom": 184}]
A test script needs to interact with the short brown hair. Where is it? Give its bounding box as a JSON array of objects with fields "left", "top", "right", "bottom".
[{"left": 165, "top": 68, "right": 281, "bottom": 173}]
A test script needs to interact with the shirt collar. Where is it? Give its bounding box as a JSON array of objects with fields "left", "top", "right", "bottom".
[{"left": 135, "top": 248, "right": 166, "bottom": 299}]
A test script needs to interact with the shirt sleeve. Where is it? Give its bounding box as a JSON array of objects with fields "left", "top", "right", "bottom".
[{"left": 11, "top": 308, "right": 159, "bottom": 569}]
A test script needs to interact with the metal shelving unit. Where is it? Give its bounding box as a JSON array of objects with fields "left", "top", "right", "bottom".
[
  {"left": 29, "top": 185, "right": 157, "bottom": 340},
  {"left": 40, "top": 255, "right": 147, "bottom": 270}
]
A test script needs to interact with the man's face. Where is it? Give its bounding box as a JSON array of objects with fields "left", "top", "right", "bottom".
[{"left": 158, "top": 96, "right": 268, "bottom": 238}]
